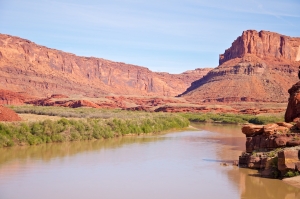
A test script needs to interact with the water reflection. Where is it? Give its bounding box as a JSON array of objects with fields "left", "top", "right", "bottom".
[
  {"left": 226, "top": 168, "right": 300, "bottom": 199},
  {"left": 0, "top": 136, "right": 166, "bottom": 165},
  {"left": 0, "top": 123, "right": 299, "bottom": 199},
  {"left": 194, "top": 123, "right": 300, "bottom": 199}
]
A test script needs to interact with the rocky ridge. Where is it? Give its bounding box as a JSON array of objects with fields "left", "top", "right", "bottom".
[
  {"left": 24, "top": 93, "right": 286, "bottom": 114},
  {"left": 181, "top": 30, "right": 300, "bottom": 103},
  {"left": 0, "top": 34, "right": 211, "bottom": 99}
]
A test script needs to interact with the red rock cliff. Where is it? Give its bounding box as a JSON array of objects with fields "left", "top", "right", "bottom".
[
  {"left": 219, "top": 30, "right": 300, "bottom": 65},
  {"left": 0, "top": 34, "right": 211, "bottom": 98}
]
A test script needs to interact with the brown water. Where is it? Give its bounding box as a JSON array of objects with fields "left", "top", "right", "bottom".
[{"left": 0, "top": 123, "right": 299, "bottom": 199}]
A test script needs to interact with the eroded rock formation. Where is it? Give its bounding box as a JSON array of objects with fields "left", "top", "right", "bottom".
[
  {"left": 181, "top": 30, "right": 300, "bottom": 103},
  {"left": 239, "top": 122, "right": 300, "bottom": 177},
  {"left": 0, "top": 34, "right": 211, "bottom": 99},
  {"left": 285, "top": 82, "right": 300, "bottom": 122},
  {"left": 219, "top": 30, "right": 300, "bottom": 65},
  {"left": 0, "top": 89, "right": 34, "bottom": 105}
]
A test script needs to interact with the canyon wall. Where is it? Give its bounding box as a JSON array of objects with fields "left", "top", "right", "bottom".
[{"left": 0, "top": 34, "right": 211, "bottom": 99}]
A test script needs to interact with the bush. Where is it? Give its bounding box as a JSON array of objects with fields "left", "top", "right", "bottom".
[
  {"left": 0, "top": 112, "right": 189, "bottom": 147},
  {"left": 284, "top": 171, "right": 300, "bottom": 178}
]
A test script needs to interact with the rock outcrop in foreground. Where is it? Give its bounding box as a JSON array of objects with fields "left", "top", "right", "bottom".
[
  {"left": 285, "top": 82, "right": 300, "bottom": 122},
  {"left": 0, "top": 34, "right": 211, "bottom": 98},
  {"left": 239, "top": 122, "right": 300, "bottom": 178},
  {"left": 181, "top": 30, "right": 300, "bottom": 103},
  {"left": 239, "top": 81, "right": 300, "bottom": 178}
]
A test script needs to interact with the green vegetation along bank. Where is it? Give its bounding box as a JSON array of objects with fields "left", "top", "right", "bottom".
[
  {"left": 1, "top": 106, "right": 285, "bottom": 148},
  {"left": 1, "top": 106, "right": 190, "bottom": 147},
  {"left": 11, "top": 105, "right": 284, "bottom": 125},
  {"left": 180, "top": 112, "right": 284, "bottom": 125}
]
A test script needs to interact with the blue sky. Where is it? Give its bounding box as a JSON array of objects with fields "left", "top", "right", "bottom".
[{"left": 0, "top": 0, "right": 299, "bottom": 73}]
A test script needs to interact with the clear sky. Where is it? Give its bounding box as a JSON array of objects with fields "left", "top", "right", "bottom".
[{"left": 0, "top": 0, "right": 299, "bottom": 73}]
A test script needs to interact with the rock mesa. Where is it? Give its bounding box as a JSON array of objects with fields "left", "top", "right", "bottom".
[{"left": 181, "top": 30, "right": 300, "bottom": 103}]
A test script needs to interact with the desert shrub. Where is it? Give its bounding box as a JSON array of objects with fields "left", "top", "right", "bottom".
[
  {"left": 31, "top": 123, "right": 44, "bottom": 135},
  {"left": 51, "top": 134, "right": 65, "bottom": 142},
  {"left": 27, "top": 135, "right": 43, "bottom": 145},
  {"left": 248, "top": 116, "right": 282, "bottom": 125},
  {"left": 19, "top": 123, "right": 30, "bottom": 134},
  {"left": 70, "top": 132, "right": 81, "bottom": 141},
  {"left": 0, "top": 108, "right": 189, "bottom": 147},
  {"left": 284, "top": 171, "right": 300, "bottom": 178},
  {"left": 0, "top": 134, "right": 13, "bottom": 147}
]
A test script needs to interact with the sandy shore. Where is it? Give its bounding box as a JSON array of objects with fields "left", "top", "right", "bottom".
[{"left": 283, "top": 176, "right": 300, "bottom": 189}]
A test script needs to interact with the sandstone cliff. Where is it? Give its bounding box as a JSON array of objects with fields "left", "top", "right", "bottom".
[
  {"left": 285, "top": 82, "right": 300, "bottom": 122},
  {"left": 181, "top": 30, "right": 300, "bottom": 103},
  {"left": 0, "top": 34, "right": 211, "bottom": 100},
  {"left": 219, "top": 30, "right": 300, "bottom": 65}
]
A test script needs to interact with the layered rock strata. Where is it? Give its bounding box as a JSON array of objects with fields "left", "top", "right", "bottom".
[
  {"left": 239, "top": 122, "right": 300, "bottom": 177},
  {"left": 219, "top": 30, "right": 300, "bottom": 65},
  {"left": 181, "top": 30, "right": 300, "bottom": 103},
  {"left": 0, "top": 34, "right": 211, "bottom": 98}
]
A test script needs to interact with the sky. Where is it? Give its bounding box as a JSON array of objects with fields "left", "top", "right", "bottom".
[{"left": 0, "top": 0, "right": 299, "bottom": 74}]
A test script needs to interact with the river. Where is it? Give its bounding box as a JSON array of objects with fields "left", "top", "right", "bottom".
[{"left": 0, "top": 123, "right": 299, "bottom": 199}]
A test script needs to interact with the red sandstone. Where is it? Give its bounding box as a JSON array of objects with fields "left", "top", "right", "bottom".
[{"left": 0, "top": 105, "right": 21, "bottom": 121}]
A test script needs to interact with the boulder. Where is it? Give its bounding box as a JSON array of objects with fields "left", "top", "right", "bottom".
[
  {"left": 242, "top": 124, "right": 264, "bottom": 137},
  {"left": 263, "top": 123, "right": 279, "bottom": 135},
  {"left": 275, "top": 126, "right": 289, "bottom": 134},
  {"left": 276, "top": 122, "right": 294, "bottom": 129},
  {"left": 274, "top": 137, "right": 288, "bottom": 147},
  {"left": 277, "top": 150, "right": 300, "bottom": 174},
  {"left": 287, "top": 140, "right": 300, "bottom": 147}
]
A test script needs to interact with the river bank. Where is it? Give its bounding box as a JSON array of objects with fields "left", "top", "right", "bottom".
[
  {"left": 0, "top": 105, "right": 286, "bottom": 148},
  {"left": 0, "top": 112, "right": 189, "bottom": 147}
]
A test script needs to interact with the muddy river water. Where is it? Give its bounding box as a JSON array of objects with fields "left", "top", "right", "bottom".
[{"left": 0, "top": 123, "right": 299, "bottom": 199}]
